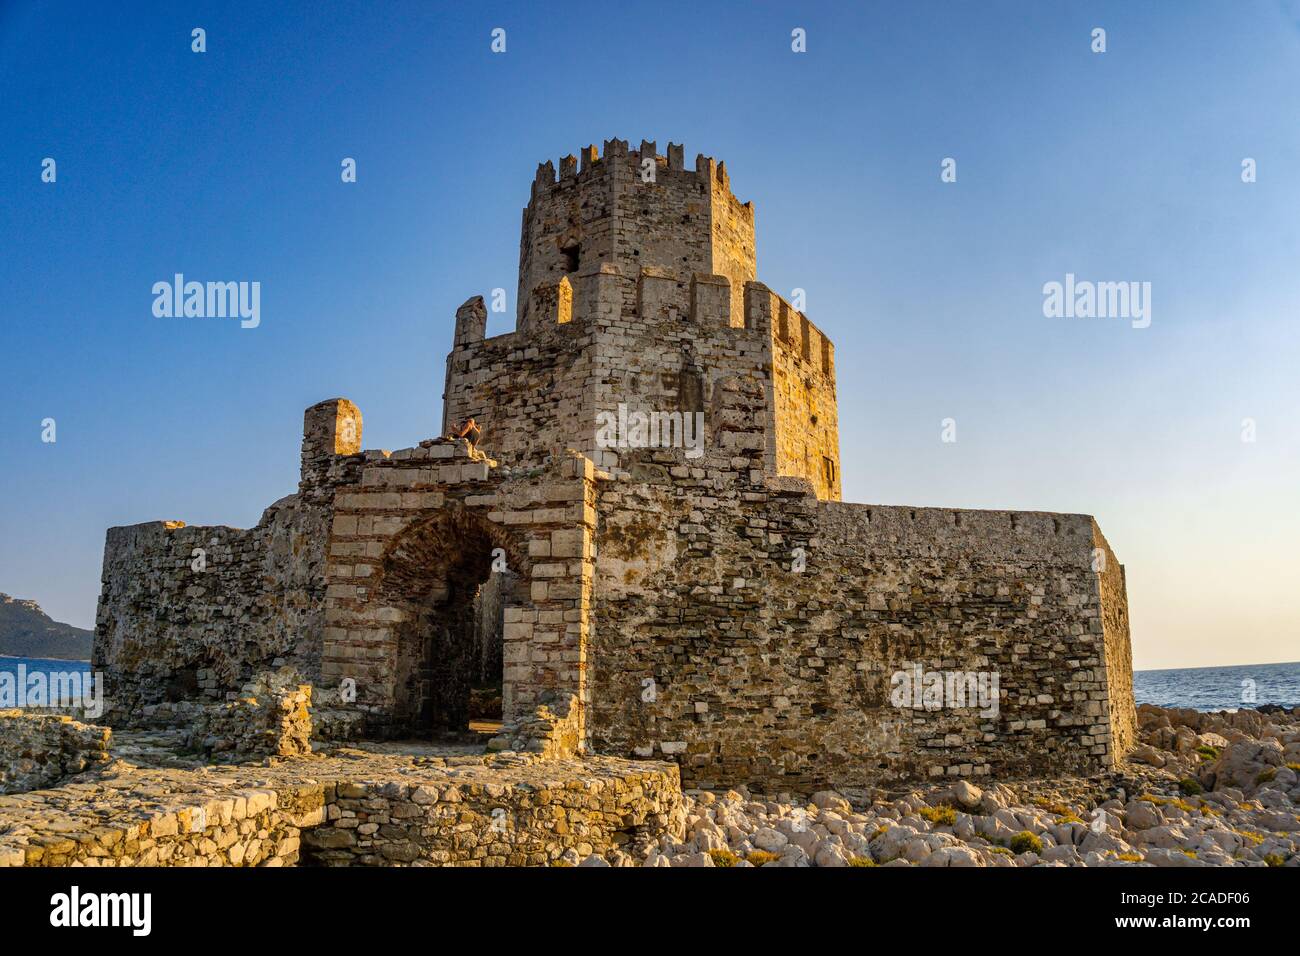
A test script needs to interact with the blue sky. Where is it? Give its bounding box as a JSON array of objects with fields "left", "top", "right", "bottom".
[{"left": 2, "top": 1, "right": 1298, "bottom": 669}]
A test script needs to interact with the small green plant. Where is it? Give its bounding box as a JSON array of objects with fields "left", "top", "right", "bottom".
[
  {"left": 1235, "top": 829, "right": 1265, "bottom": 846},
  {"left": 550, "top": 860, "right": 573, "bottom": 867},
  {"left": 919, "top": 805, "right": 957, "bottom": 826},
  {"left": 1056, "top": 811, "right": 1084, "bottom": 824},
  {"left": 1195, "top": 745, "right": 1220, "bottom": 761},
  {"left": 1286, "top": 762, "right": 1300, "bottom": 772},
  {"left": 848, "top": 855, "right": 876, "bottom": 867},
  {"left": 1178, "top": 777, "right": 1204, "bottom": 796},
  {"left": 1263, "top": 853, "right": 1285, "bottom": 868},
  {"left": 1182, "top": 850, "right": 1198, "bottom": 859},
  {"left": 1256, "top": 768, "right": 1277, "bottom": 785},
  {"left": 746, "top": 850, "right": 780, "bottom": 867},
  {"left": 989, "top": 846, "right": 1012, "bottom": 855},
  {"left": 1116, "top": 852, "right": 1143, "bottom": 862},
  {"left": 707, "top": 849, "right": 739, "bottom": 867},
  {"left": 1009, "top": 831, "right": 1043, "bottom": 855}
]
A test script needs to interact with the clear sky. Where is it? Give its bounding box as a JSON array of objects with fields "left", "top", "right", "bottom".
[{"left": 2, "top": 1, "right": 1297, "bottom": 670}]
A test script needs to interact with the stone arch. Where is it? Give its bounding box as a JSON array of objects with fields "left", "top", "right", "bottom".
[{"left": 375, "top": 508, "right": 530, "bottom": 738}]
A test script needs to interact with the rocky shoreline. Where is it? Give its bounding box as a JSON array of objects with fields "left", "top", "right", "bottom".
[
  {"left": 574, "top": 704, "right": 1300, "bottom": 867},
  {"left": 1, "top": 703, "right": 1296, "bottom": 867}
]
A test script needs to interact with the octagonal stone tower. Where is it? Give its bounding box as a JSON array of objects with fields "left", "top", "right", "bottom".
[
  {"left": 517, "top": 138, "right": 756, "bottom": 334},
  {"left": 447, "top": 137, "right": 842, "bottom": 501}
]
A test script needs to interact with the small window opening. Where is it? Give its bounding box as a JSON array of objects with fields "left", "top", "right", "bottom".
[{"left": 560, "top": 242, "right": 580, "bottom": 273}]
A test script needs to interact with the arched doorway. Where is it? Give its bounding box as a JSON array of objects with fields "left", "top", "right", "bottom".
[{"left": 378, "top": 509, "right": 527, "bottom": 739}]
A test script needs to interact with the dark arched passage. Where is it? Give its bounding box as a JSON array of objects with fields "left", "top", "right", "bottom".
[{"left": 378, "top": 508, "right": 529, "bottom": 738}]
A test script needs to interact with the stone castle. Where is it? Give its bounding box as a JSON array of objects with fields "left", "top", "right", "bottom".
[{"left": 93, "top": 138, "right": 1137, "bottom": 792}]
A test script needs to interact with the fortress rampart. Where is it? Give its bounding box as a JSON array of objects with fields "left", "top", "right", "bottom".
[{"left": 92, "top": 139, "right": 1135, "bottom": 791}]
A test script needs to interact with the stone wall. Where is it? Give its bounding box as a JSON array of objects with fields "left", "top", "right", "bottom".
[
  {"left": 0, "top": 752, "right": 684, "bottom": 868},
  {"left": 302, "top": 756, "right": 681, "bottom": 866},
  {"left": 1094, "top": 524, "right": 1136, "bottom": 757},
  {"left": 586, "top": 270, "right": 773, "bottom": 477},
  {"left": 440, "top": 295, "right": 596, "bottom": 467},
  {"left": 92, "top": 503, "right": 335, "bottom": 722},
  {"left": 0, "top": 711, "right": 112, "bottom": 795},
  {"left": 319, "top": 443, "right": 597, "bottom": 737},
  {"left": 1, "top": 779, "right": 318, "bottom": 867},
  {"left": 92, "top": 401, "right": 366, "bottom": 725},
  {"left": 589, "top": 461, "right": 1136, "bottom": 792}
]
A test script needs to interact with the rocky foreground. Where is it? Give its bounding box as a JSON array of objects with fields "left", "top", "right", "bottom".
[
  {"left": 572, "top": 704, "right": 1300, "bottom": 867},
  {"left": 2, "top": 702, "right": 1297, "bottom": 867}
]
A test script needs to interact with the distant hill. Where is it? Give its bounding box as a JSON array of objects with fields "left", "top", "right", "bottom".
[{"left": 0, "top": 593, "right": 93, "bottom": 661}]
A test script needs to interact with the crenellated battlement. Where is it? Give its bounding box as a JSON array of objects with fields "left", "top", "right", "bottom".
[
  {"left": 529, "top": 137, "right": 752, "bottom": 212},
  {"left": 448, "top": 271, "right": 836, "bottom": 387},
  {"left": 450, "top": 267, "right": 734, "bottom": 350},
  {"left": 744, "top": 283, "right": 836, "bottom": 380},
  {"left": 517, "top": 137, "right": 756, "bottom": 332}
]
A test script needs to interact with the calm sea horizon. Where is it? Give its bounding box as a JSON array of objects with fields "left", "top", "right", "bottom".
[{"left": 2, "top": 656, "right": 1298, "bottom": 713}]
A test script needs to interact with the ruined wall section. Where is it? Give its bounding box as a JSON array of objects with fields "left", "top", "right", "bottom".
[
  {"left": 0, "top": 712, "right": 111, "bottom": 795},
  {"left": 94, "top": 401, "right": 366, "bottom": 723},
  {"left": 0, "top": 754, "right": 684, "bottom": 868},
  {"left": 748, "top": 286, "right": 841, "bottom": 500},
  {"left": 590, "top": 472, "right": 1134, "bottom": 791},
  {"left": 95, "top": 520, "right": 278, "bottom": 722}
]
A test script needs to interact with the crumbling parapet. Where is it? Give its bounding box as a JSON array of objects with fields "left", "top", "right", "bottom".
[
  {"left": 453, "top": 295, "right": 487, "bottom": 346},
  {"left": 300, "top": 397, "right": 363, "bottom": 497},
  {"left": 0, "top": 711, "right": 112, "bottom": 795},
  {"left": 187, "top": 670, "right": 313, "bottom": 761},
  {"left": 487, "top": 693, "right": 584, "bottom": 758}
]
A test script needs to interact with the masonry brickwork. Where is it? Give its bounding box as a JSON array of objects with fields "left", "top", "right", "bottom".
[
  {"left": 92, "top": 138, "right": 1136, "bottom": 791},
  {"left": 0, "top": 712, "right": 112, "bottom": 796},
  {"left": 0, "top": 745, "right": 683, "bottom": 868}
]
